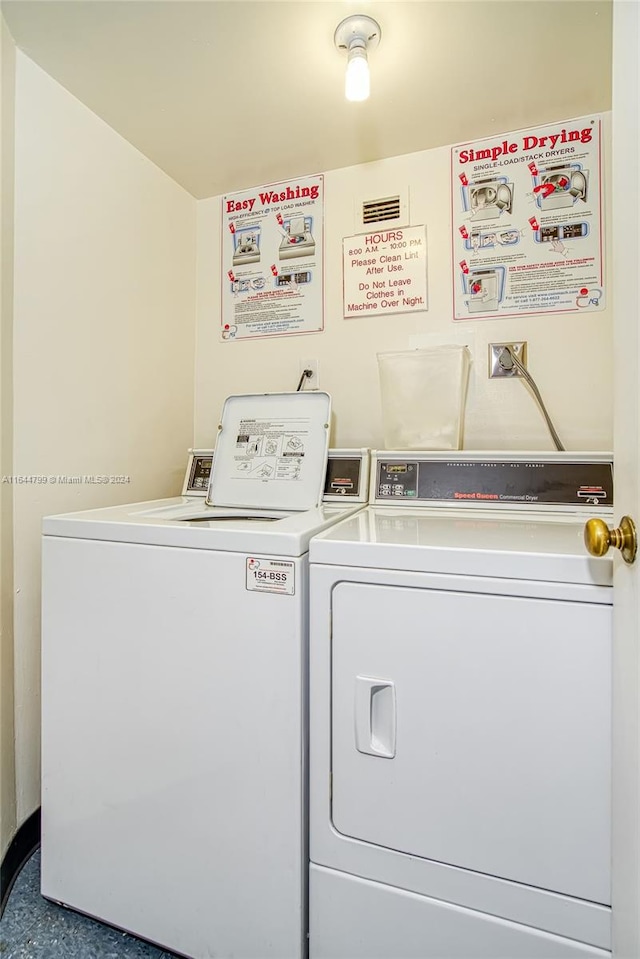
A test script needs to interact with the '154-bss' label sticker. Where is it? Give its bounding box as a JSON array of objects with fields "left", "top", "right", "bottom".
[{"left": 246, "top": 557, "right": 295, "bottom": 595}]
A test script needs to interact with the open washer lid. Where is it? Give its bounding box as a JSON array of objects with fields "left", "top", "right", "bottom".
[{"left": 206, "top": 391, "right": 331, "bottom": 511}]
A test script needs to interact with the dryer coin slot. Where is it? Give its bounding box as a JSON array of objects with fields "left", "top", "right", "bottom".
[{"left": 578, "top": 486, "right": 607, "bottom": 505}]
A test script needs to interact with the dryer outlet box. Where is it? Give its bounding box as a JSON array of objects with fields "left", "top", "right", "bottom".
[{"left": 489, "top": 342, "right": 527, "bottom": 378}]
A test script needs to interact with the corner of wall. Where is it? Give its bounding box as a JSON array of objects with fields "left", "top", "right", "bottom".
[
  {"left": 0, "top": 12, "right": 18, "bottom": 862},
  {"left": 11, "top": 50, "right": 198, "bottom": 826}
]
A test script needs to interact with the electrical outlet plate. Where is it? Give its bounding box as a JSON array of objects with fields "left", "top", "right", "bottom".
[
  {"left": 298, "top": 358, "right": 319, "bottom": 389},
  {"left": 489, "top": 342, "right": 527, "bottom": 378}
]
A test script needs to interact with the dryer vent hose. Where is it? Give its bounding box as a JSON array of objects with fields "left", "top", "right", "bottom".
[{"left": 499, "top": 347, "right": 565, "bottom": 451}]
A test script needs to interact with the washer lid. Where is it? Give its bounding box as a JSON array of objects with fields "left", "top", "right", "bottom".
[{"left": 207, "top": 391, "right": 331, "bottom": 511}]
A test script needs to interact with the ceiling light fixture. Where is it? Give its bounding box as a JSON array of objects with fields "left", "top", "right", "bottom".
[{"left": 334, "top": 15, "right": 382, "bottom": 103}]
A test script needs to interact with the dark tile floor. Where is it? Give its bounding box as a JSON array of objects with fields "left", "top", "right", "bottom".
[{"left": 0, "top": 850, "right": 180, "bottom": 958}]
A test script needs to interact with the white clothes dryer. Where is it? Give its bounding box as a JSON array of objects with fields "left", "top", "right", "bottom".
[
  {"left": 40, "top": 393, "right": 368, "bottom": 959},
  {"left": 308, "top": 451, "right": 614, "bottom": 959}
]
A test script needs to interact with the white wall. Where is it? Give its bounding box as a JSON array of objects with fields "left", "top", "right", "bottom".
[
  {"left": 0, "top": 14, "right": 17, "bottom": 863},
  {"left": 195, "top": 136, "right": 612, "bottom": 454},
  {"left": 11, "top": 53, "right": 197, "bottom": 823}
]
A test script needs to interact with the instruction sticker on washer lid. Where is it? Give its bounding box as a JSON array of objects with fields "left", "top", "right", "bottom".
[
  {"left": 235, "top": 417, "right": 310, "bottom": 481},
  {"left": 246, "top": 558, "right": 295, "bottom": 595}
]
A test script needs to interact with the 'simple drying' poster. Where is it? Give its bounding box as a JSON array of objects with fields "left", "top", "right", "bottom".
[
  {"left": 221, "top": 175, "right": 324, "bottom": 340},
  {"left": 451, "top": 116, "right": 604, "bottom": 320}
]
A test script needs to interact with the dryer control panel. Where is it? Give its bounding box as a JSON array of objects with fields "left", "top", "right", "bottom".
[{"left": 372, "top": 451, "right": 613, "bottom": 512}]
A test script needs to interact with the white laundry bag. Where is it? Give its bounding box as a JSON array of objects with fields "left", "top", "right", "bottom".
[{"left": 377, "top": 346, "right": 471, "bottom": 450}]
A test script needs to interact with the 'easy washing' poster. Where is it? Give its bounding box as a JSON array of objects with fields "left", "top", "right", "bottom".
[
  {"left": 451, "top": 116, "right": 604, "bottom": 320},
  {"left": 221, "top": 175, "right": 324, "bottom": 340}
]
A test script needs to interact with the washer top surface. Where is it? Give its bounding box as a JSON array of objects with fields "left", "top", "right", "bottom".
[
  {"left": 309, "top": 506, "right": 613, "bottom": 586},
  {"left": 43, "top": 497, "right": 363, "bottom": 557}
]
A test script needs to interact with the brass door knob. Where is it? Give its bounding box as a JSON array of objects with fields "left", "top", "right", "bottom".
[{"left": 584, "top": 516, "right": 637, "bottom": 565}]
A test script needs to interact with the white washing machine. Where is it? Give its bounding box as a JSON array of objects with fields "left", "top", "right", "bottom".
[
  {"left": 308, "top": 450, "right": 614, "bottom": 959},
  {"left": 41, "top": 392, "right": 369, "bottom": 959}
]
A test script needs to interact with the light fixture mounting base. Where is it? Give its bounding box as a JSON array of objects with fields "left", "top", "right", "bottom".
[{"left": 334, "top": 14, "right": 381, "bottom": 52}]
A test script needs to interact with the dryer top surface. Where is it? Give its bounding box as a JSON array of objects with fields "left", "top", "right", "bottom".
[{"left": 309, "top": 507, "right": 613, "bottom": 587}]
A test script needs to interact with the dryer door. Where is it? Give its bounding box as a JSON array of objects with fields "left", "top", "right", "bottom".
[{"left": 330, "top": 582, "right": 611, "bottom": 905}]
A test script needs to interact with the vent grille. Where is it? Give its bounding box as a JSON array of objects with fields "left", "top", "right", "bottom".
[{"left": 362, "top": 195, "right": 401, "bottom": 224}]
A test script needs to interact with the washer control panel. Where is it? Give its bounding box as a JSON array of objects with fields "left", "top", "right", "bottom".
[
  {"left": 182, "top": 450, "right": 214, "bottom": 495},
  {"left": 184, "top": 448, "right": 370, "bottom": 502},
  {"left": 323, "top": 449, "right": 370, "bottom": 503}
]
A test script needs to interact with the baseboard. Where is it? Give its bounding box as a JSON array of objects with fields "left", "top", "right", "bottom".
[{"left": 0, "top": 808, "right": 41, "bottom": 917}]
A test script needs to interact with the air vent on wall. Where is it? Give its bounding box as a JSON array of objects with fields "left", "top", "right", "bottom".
[
  {"left": 362, "top": 195, "right": 401, "bottom": 224},
  {"left": 354, "top": 187, "right": 409, "bottom": 230}
]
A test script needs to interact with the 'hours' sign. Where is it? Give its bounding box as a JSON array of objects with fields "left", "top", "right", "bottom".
[{"left": 343, "top": 225, "right": 428, "bottom": 319}]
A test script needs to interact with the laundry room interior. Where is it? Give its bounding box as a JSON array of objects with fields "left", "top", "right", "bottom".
[{"left": 0, "top": 1, "right": 638, "bottom": 957}]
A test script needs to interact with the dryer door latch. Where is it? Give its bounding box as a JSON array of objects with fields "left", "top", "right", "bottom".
[{"left": 354, "top": 677, "right": 396, "bottom": 759}]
